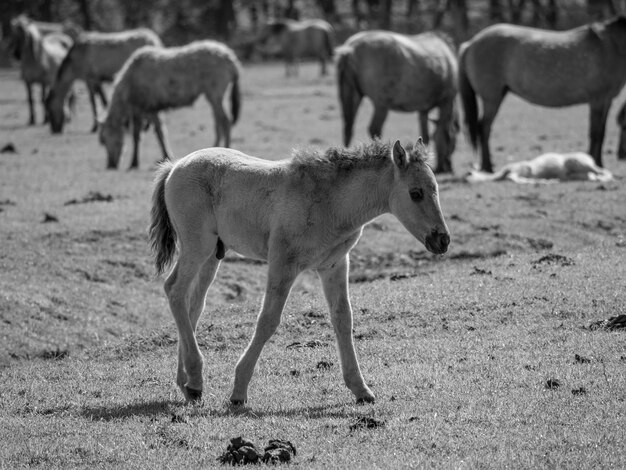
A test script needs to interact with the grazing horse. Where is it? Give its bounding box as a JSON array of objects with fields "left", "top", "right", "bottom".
[
  {"left": 9, "top": 15, "right": 73, "bottom": 125},
  {"left": 149, "top": 139, "right": 450, "bottom": 404},
  {"left": 465, "top": 152, "right": 614, "bottom": 183},
  {"left": 257, "top": 19, "right": 334, "bottom": 76},
  {"left": 459, "top": 15, "right": 626, "bottom": 173},
  {"left": 45, "top": 28, "right": 162, "bottom": 134},
  {"left": 99, "top": 40, "right": 241, "bottom": 170},
  {"left": 336, "top": 31, "right": 459, "bottom": 173}
]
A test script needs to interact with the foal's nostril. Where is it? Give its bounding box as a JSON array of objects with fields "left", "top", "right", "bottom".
[{"left": 440, "top": 232, "right": 450, "bottom": 248}]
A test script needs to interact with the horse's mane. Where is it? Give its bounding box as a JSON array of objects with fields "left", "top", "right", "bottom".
[
  {"left": 55, "top": 42, "right": 76, "bottom": 81},
  {"left": 291, "top": 140, "right": 428, "bottom": 179}
]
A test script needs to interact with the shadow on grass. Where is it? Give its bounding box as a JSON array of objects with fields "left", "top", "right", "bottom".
[
  {"left": 79, "top": 399, "right": 365, "bottom": 421},
  {"left": 80, "top": 399, "right": 177, "bottom": 421}
]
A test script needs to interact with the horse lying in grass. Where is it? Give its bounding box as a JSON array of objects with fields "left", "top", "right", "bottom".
[
  {"left": 459, "top": 15, "right": 626, "bottom": 172},
  {"left": 46, "top": 28, "right": 162, "bottom": 134},
  {"left": 336, "top": 30, "right": 459, "bottom": 173},
  {"left": 9, "top": 15, "right": 73, "bottom": 125},
  {"left": 99, "top": 40, "right": 241, "bottom": 170},
  {"left": 149, "top": 139, "right": 450, "bottom": 404},
  {"left": 465, "top": 152, "right": 614, "bottom": 183},
  {"left": 257, "top": 19, "right": 334, "bottom": 76}
]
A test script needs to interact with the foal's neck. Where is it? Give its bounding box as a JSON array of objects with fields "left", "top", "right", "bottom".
[{"left": 331, "top": 166, "right": 393, "bottom": 232}]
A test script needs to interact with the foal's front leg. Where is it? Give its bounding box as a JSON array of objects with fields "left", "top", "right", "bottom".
[
  {"left": 317, "top": 255, "right": 375, "bottom": 403},
  {"left": 230, "top": 258, "right": 299, "bottom": 404}
]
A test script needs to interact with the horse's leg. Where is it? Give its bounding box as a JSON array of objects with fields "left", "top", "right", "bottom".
[
  {"left": 317, "top": 255, "right": 375, "bottom": 403},
  {"left": 128, "top": 113, "right": 142, "bottom": 170},
  {"left": 588, "top": 99, "right": 611, "bottom": 168},
  {"left": 419, "top": 112, "right": 430, "bottom": 145},
  {"left": 41, "top": 84, "right": 49, "bottom": 123},
  {"left": 87, "top": 83, "right": 100, "bottom": 133},
  {"left": 478, "top": 96, "right": 505, "bottom": 173},
  {"left": 368, "top": 105, "right": 389, "bottom": 140},
  {"left": 206, "top": 94, "right": 230, "bottom": 147},
  {"left": 433, "top": 100, "right": 456, "bottom": 173},
  {"left": 230, "top": 255, "right": 299, "bottom": 404},
  {"left": 25, "top": 82, "right": 35, "bottom": 125},
  {"left": 151, "top": 114, "right": 174, "bottom": 162}
]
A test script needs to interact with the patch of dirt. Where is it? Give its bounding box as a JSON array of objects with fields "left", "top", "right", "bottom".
[
  {"left": 531, "top": 253, "right": 575, "bottom": 267},
  {"left": 1, "top": 143, "right": 17, "bottom": 153},
  {"left": 349, "top": 416, "right": 386, "bottom": 432},
  {"left": 64, "top": 191, "right": 114, "bottom": 205},
  {"left": 588, "top": 314, "right": 626, "bottom": 331}
]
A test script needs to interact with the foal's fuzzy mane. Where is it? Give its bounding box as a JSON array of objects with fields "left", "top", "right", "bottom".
[{"left": 291, "top": 140, "right": 428, "bottom": 178}]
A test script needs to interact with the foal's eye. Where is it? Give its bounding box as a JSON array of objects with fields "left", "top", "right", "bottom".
[{"left": 409, "top": 188, "right": 424, "bottom": 202}]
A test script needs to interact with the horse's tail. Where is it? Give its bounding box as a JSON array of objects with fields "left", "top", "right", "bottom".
[
  {"left": 458, "top": 43, "right": 479, "bottom": 151},
  {"left": 336, "top": 45, "right": 362, "bottom": 145},
  {"left": 230, "top": 72, "right": 241, "bottom": 125},
  {"left": 149, "top": 160, "right": 177, "bottom": 275}
]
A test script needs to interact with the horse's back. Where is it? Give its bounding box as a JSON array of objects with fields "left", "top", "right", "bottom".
[
  {"left": 121, "top": 41, "right": 239, "bottom": 109},
  {"left": 462, "top": 22, "right": 611, "bottom": 106},
  {"left": 343, "top": 30, "right": 457, "bottom": 110},
  {"left": 74, "top": 28, "right": 162, "bottom": 79}
]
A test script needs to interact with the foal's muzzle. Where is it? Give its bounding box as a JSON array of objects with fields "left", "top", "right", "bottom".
[{"left": 425, "top": 230, "right": 450, "bottom": 254}]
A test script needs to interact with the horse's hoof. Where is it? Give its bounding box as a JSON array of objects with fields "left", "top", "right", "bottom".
[
  {"left": 230, "top": 398, "right": 246, "bottom": 406},
  {"left": 184, "top": 386, "right": 202, "bottom": 402}
]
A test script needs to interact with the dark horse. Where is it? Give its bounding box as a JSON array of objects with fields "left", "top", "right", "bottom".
[
  {"left": 336, "top": 31, "right": 459, "bottom": 173},
  {"left": 459, "top": 15, "right": 626, "bottom": 172}
]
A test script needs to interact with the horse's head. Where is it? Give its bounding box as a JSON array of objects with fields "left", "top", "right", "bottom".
[
  {"left": 8, "top": 16, "right": 29, "bottom": 60},
  {"left": 99, "top": 118, "right": 124, "bottom": 169},
  {"left": 388, "top": 139, "right": 450, "bottom": 254},
  {"left": 616, "top": 102, "right": 626, "bottom": 160},
  {"left": 45, "top": 89, "right": 66, "bottom": 133}
]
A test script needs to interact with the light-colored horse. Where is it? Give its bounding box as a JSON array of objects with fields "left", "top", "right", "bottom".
[
  {"left": 9, "top": 15, "right": 73, "bottom": 125},
  {"left": 257, "top": 18, "right": 334, "bottom": 76},
  {"left": 466, "top": 152, "right": 614, "bottom": 183},
  {"left": 99, "top": 40, "right": 241, "bottom": 170},
  {"left": 149, "top": 139, "right": 450, "bottom": 404},
  {"left": 336, "top": 30, "right": 459, "bottom": 173},
  {"left": 459, "top": 15, "right": 626, "bottom": 172},
  {"left": 46, "top": 28, "right": 162, "bottom": 134}
]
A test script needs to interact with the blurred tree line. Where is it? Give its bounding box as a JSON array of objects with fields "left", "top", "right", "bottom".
[{"left": 2, "top": 0, "right": 624, "bottom": 46}]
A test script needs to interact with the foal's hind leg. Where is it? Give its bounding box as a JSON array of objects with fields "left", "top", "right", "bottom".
[
  {"left": 317, "top": 255, "right": 375, "bottom": 403},
  {"left": 170, "top": 254, "right": 221, "bottom": 401},
  {"left": 230, "top": 253, "right": 299, "bottom": 404}
]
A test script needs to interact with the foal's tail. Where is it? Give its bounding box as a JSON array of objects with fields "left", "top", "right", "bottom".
[
  {"left": 458, "top": 43, "right": 479, "bottom": 151},
  {"left": 149, "top": 160, "right": 177, "bottom": 275},
  {"left": 230, "top": 73, "right": 241, "bottom": 125}
]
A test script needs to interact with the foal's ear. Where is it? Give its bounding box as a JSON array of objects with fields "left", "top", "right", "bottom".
[{"left": 392, "top": 140, "right": 408, "bottom": 169}]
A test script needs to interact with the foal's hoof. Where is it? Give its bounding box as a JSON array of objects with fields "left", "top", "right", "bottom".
[
  {"left": 229, "top": 398, "right": 247, "bottom": 406},
  {"left": 355, "top": 392, "right": 376, "bottom": 404},
  {"left": 184, "top": 386, "right": 203, "bottom": 402}
]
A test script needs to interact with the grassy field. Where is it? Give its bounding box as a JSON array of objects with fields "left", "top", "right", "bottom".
[{"left": 1, "top": 61, "right": 625, "bottom": 468}]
